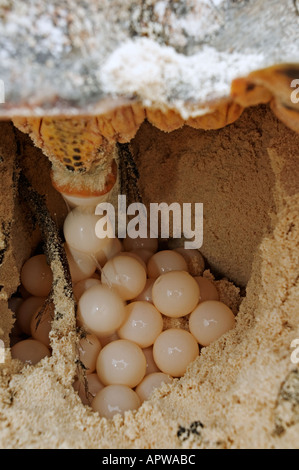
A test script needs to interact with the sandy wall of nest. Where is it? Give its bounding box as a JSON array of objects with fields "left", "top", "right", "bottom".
[{"left": 0, "top": 105, "right": 298, "bottom": 449}]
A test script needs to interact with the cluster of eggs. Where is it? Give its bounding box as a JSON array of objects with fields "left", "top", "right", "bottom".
[{"left": 10, "top": 205, "right": 236, "bottom": 419}]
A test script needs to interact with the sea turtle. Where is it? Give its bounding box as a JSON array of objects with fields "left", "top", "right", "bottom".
[{"left": 11, "top": 63, "right": 299, "bottom": 201}]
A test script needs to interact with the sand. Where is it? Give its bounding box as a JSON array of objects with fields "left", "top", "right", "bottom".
[{"left": 0, "top": 104, "right": 298, "bottom": 449}]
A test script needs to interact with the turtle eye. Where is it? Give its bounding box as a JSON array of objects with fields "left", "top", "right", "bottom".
[{"left": 246, "top": 83, "right": 256, "bottom": 92}]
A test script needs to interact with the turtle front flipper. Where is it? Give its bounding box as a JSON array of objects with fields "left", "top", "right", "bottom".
[
  {"left": 231, "top": 63, "right": 299, "bottom": 133},
  {"left": 12, "top": 115, "right": 119, "bottom": 207},
  {"left": 12, "top": 104, "right": 147, "bottom": 206}
]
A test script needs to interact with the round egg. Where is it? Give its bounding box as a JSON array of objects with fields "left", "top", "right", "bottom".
[
  {"left": 123, "top": 236, "right": 158, "bottom": 253},
  {"left": 194, "top": 277, "right": 219, "bottom": 302},
  {"left": 63, "top": 206, "right": 112, "bottom": 255},
  {"left": 77, "top": 284, "right": 126, "bottom": 337},
  {"left": 78, "top": 333, "right": 102, "bottom": 374},
  {"left": 189, "top": 300, "right": 235, "bottom": 346},
  {"left": 11, "top": 339, "right": 51, "bottom": 365},
  {"left": 135, "top": 372, "right": 173, "bottom": 402},
  {"left": 17, "top": 296, "right": 46, "bottom": 336},
  {"left": 117, "top": 301, "right": 163, "bottom": 348},
  {"left": 96, "top": 339, "right": 146, "bottom": 388},
  {"left": 73, "top": 373, "right": 104, "bottom": 406},
  {"left": 20, "top": 254, "right": 53, "bottom": 297},
  {"left": 147, "top": 250, "right": 188, "bottom": 279},
  {"left": 152, "top": 270, "right": 200, "bottom": 318},
  {"left": 101, "top": 254, "right": 147, "bottom": 301},
  {"left": 91, "top": 385, "right": 141, "bottom": 419},
  {"left": 153, "top": 329, "right": 199, "bottom": 377},
  {"left": 30, "top": 302, "right": 54, "bottom": 348}
]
